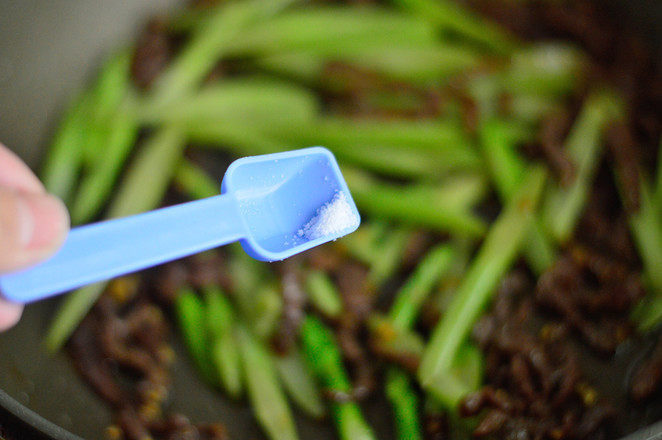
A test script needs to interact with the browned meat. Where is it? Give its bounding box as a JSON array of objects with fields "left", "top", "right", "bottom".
[
  {"left": 460, "top": 271, "right": 614, "bottom": 440},
  {"left": 536, "top": 246, "right": 644, "bottom": 355},
  {"left": 423, "top": 413, "right": 450, "bottom": 440},
  {"left": 69, "top": 279, "right": 226, "bottom": 440}
]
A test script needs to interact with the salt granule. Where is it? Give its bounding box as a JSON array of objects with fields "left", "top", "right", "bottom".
[{"left": 298, "top": 192, "right": 358, "bottom": 240}]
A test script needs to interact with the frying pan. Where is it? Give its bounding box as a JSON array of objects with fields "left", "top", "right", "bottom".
[{"left": 0, "top": 1, "right": 661, "bottom": 439}]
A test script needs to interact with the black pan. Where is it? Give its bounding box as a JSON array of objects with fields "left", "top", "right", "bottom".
[{"left": 0, "top": 1, "right": 661, "bottom": 439}]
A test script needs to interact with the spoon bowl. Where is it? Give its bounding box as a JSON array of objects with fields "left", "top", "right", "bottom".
[{"left": 226, "top": 146, "right": 359, "bottom": 260}]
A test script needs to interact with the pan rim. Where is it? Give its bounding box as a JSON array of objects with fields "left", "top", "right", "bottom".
[{"left": 0, "top": 389, "right": 83, "bottom": 440}]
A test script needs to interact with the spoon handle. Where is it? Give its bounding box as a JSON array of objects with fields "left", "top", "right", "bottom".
[{"left": 0, "top": 194, "right": 244, "bottom": 303}]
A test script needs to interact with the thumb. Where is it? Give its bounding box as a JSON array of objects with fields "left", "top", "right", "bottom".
[{"left": 0, "top": 187, "right": 70, "bottom": 273}]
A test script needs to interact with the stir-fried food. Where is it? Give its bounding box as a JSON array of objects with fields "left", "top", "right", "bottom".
[{"left": 38, "top": 0, "right": 662, "bottom": 439}]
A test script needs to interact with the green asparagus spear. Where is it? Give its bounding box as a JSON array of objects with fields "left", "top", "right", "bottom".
[
  {"left": 148, "top": 0, "right": 296, "bottom": 108},
  {"left": 174, "top": 160, "right": 221, "bottom": 201},
  {"left": 631, "top": 134, "right": 662, "bottom": 329},
  {"left": 204, "top": 286, "right": 243, "bottom": 397},
  {"left": 343, "top": 167, "right": 487, "bottom": 236},
  {"left": 259, "top": 42, "right": 479, "bottom": 84},
  {"left": 390, "top": 0, "right": 514, "bottom": 53},
  {"left": 301, "top": 316, "right": 376, "bottom": 440},
  {"left": 305, "top": 270, "right": 343, "bottom": 319},
  {"left": 42, "top": 49, "right": 136, "bottom": 205},
  {"left": 71, "top": 112, "right": 139, "bottom": 224},
  {"left": 389, "top": 244, "right": 455, "bottom": 329},
  {"left": 224, "top": 5, "right": 437, "bottom": 57},
  {"left": 386, "top": 368, "right": 422, "bottom": 440},
  {"left": 377, "top": 245, "right": 455, "bottom": 439},
  {"left": 541, "top": 90, "right": 623, "bottom": 243},
  {"left": 257, "top": 118, "right": 481, "bottom": 180},
  {"left": 273, "top": 348, "right": 326, "bottom": 419},
  {"left": 237, "top": 324, "right": 299, "bottom": 440},
  {"left": 369, "top": 315, "right": 425, "bottom": 362},
  {"left": 229, "top": 248, "right": 283, "bottom": 340},
  {"left": 419, "top": 166, "right": 547, "bottom": 407},
  {"left": 107, "top": 127, "right": 187, "bottom": 218},
  {"left": 479, "top": 119, "right": 555, "bottom": 274},
  {"left": 624, "top": 174, "right": 662, "bottom": 330},
  {"left": 186, "top": 117, "right": 481, "bottom": 180},
  {"left": 41, "top": 92, "right": 92, "bottom": 204},
  {"left": 655, "top": 136, "right": 662, "bottom": 207},
  {"left": 368, "top": 225, "right": 412, "bottom": 286},
  {"left": 176, "top": 287, "right": 216, "bottom": 383},
  {"left": 141, "top": 77, "right": 318, "bottom": 128}
]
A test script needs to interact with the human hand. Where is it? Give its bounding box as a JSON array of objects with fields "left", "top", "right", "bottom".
[{"left": 0, "top": 143, "right": 70, "bottom": 331}]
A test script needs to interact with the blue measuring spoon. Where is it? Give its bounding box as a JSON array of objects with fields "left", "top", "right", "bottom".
[{"left": 0, "top": 147, "right": 360, "bottom": 303}]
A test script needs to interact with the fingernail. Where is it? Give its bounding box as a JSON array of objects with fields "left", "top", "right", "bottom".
[{"left": 16, "top": 194, "right": 69, "bottom": 249}]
